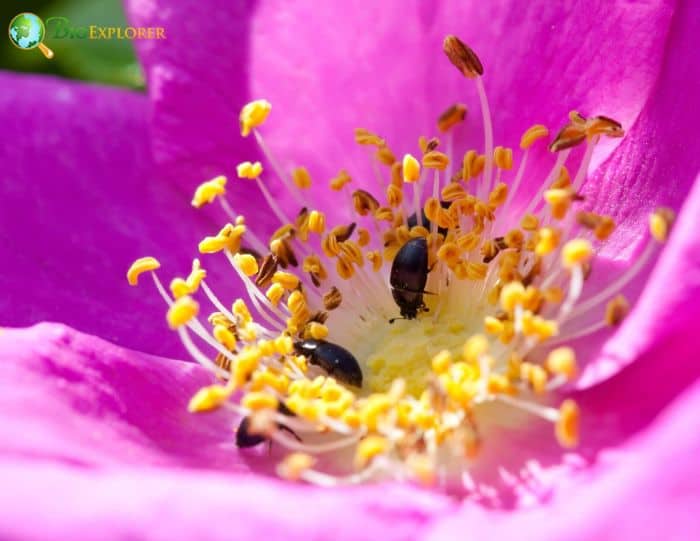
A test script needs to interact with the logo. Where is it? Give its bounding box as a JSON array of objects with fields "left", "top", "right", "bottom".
[
  {"left": 8, "top": 13, "right": 166, "bottom": 61},
  {"left": 8, "top": 12, "right": 54, "bottom": 59}
]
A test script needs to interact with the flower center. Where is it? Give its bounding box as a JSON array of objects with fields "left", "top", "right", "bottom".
[{"left": 126, "top": 35, "right": 674, "bottom": 491}]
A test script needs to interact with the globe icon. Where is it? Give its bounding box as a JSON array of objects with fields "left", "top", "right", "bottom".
[
  {"left": 8, "top": 13, "right": 53, "bottom": 58},
  {"left": 9, "top": 13, "right": 44, "bottom": 49}
]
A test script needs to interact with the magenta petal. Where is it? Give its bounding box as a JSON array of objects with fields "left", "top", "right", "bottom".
[
  {"left": 0, "top": 73, "right": 220, "bottom": 356},
  {"left": 125, "top": 0, "right": 270, "bottom": 222},
  {"left": 0, "top": 323, "right": 241, "bottom": 470},
  {"left": 245, "top": 1, "right": 673, "bottom": 193},
  {"left": 579, "top": 172, "right": 700, "bottom": 387},
  {"left": 426, "top": 376, "right": 700, "bottom": 541},
  {"left": 0, "top": 460, "right": 450, "bottom": 541},
  {"left": 0, "top": 327, "right": 451, "bottom": 540},
  {"left": 585, "top": 0, "right": 700, "bottom": 257}
]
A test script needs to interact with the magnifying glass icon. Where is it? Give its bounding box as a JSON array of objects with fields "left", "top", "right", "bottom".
[{"left": 8, "top": 12, "right": 54, "bottom": 59}]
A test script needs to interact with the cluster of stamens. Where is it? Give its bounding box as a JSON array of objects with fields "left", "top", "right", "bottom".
[{"left": 127, "top": 35, "right": 673, "bottom": 490}]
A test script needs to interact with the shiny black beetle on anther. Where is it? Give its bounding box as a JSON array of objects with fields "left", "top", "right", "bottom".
[
  {"left": 390, "top": 237, "right": 430, "bottom": 321},
  {"left": 236, "top": 401, "right": 299, "bottom": 448},
  {"left": 294, "top": 339, "right": 363, "bottom": 387}
]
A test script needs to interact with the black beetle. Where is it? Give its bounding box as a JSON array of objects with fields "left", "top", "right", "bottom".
[
  {"left": 407, "top": 200, "right": 451, "bottom": 236},
  {"left": 390, "top": 237, "right": 430, "bottom": 320},
  {"left": 236, "top": 401, "right": 299, "bottom": 448},
  {"left": 294, "top": 339, "right": 363, "bottom": 387}
]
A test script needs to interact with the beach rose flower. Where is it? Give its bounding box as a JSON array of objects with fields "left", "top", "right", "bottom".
[{"left": 1, "top": 1, "right": 700, "bottom": 539}]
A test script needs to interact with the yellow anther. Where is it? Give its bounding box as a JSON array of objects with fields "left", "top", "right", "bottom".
[
  {"left": 605, "top": 295, "right": 630, "bottom": 326},
  {"left": 233, "top": 298, "right": 252, "bottom": 324},
  {"left": 213, "top": 324, "right": 237, "bottom": 350},
  {"left": 340, "top": 241, "right": 364, "bottom": 266},
  {"left": 422, "top": 151, "right": 450, "bottom": 170},
  {"left": 488, "top": 182, "right": 508, "bottom": 207},
  {"left": 443, "top": 35, "right": 483, "bottom": 78},
  {"left": 441, "top": 182, "right": 466, "bottom": 201},
  {"left": 493, "top": 146, "right": 513, "bottom": 170},
  {"left": 357, "top": 228, "right": 371, "bottom": 247},
  {"left": 551, "top": 166, "right": 571, "bottom": 189},
  {"left": 264, "top": 283, "right": 284, "bottom": 306},
  {"left": 649, "top": 207, "right": 675, "bottom": 243},
  {"left": 422, "top": 197, "right": 440, "bottom": 223},
  {"left": 562, "top": 239, "right": 593, "bottom": 269},
  {"left": 292, "top": 167, "right": 312, "bottom": 189},
  {"left": 418, "top": 136, "right": 440, "bottom": 155},
  {"left": 271, "top": 223, "right": 295, "bottom": 242},
  {"left": 237, "top": 346, "right": 262, "bottom": 373},
  {"left": 278, "top": 452, "right": 316, "bottom": 481},
  {"left": 437, "top": 242, "right": 460, "bottom": 267},
  {"left": 418, "top": 135, "right": 429, "bottom": 155},
  {"left": 126, "top": 256, "right": 160, "bottom": 286},
  {"left": 330, "top": 169, "right": 352, "bottom": 191},
  {"left": 239, "top": 99, "right": 271, "bottom": 137},
  {"left": 460, "top": 152, "right": 484, "bottom": 181},
  {"left": 594, "top": 216, "right": 615, "bottom": 240},
  {"left": 272, "top": 271, "right": 300, "bottom": 291},
  {"left": 375, "top": 145, "right": 397, "bottom": 165},
  {"left": 321, "top": 234, "right": 340, "bottom": 258},
  {"left": 437, "top": 103, "right": 468, "bottom": 133},
  {"left": 191, "top": 175, "right": 227, "bottom": 208},
  {"left": 355, "top": 436, "right": 390, "bottom": 469},
  {"left": 500, "top": 282, "right": 526, "bottom": 312},
  {"left": 166, "top": 295, "right": 199, "bottom": 329},
  {"left": 487, "top": 373, "right": 513, "bottom": 395},
  {"left": 242, "top": 392, "right": 278, "bottom": 412},
  {"left": 529, "top": 365, "right": 548, "bottom": 394},
  {"left": 287, "top": 290, "right": 307, "bottom": 315},
  {"left": 274, "top": 335, "right": 294, "bottom": 355},
  {"left": 352, "top": 189, "right": 380, "bottom": 216},
  {"left": 456, "top": 231, "right": 480, "bottom": 251},
  {"left": 535, "top": 227, "right": 560, "bottom": 256},
  {"left": 306, "top": 322, "right": 329, "bottom": 340},
  {"left": 402, "top": 153, "right": 421, "bottom": 183},
  {"left": 556, "top": 399, "right": 580, "bottom": 448},
  {"left": 463, "top": 334, "right": 488, "bottom": 364},
  {"left": 186, "top": 259, "right": 206, "bottom": 292},
  {"left": 239, "top": 325, "right": 258, "bottom": 342},
  {"left": 169, "top": 278, "right": 190, "bottom": 299},
  {"left": 336, "top": 255, "right": 355, "bottom": 280},
  {"left": 483, "top": 316, "right": 504, "bottom": 335},
  {"left": 187, "top": 385, "right": 232, "bottom": 413},
  {"left": 306, "top": 210, "right": 325, "bottom": 234},
  {"left": 549, "top": 121, "right": 586, "bottom": 152},
  {"left": 366, "top": 251, "right": 383, "bottom": 272},
  {"left": 236, "top": 161, "right": 264, "bottom": 180},
  {"left": 431, "top": 350, "right": 452, "bottom": 375},
  {"left": 522, "top": 313, "right": 559, "bottom": 341},
  {"left": 546, "top": 347, "right": 578, "bottom": 380},
  {"left": 505, "top": 229, "right": 524, "bottom": 250},
  {"left": 198, "top": 235, "right": 228, "bottom": 254},
  {"left": 386, "top": 183, "right": 404, "bottom": 208},
  {"left": 520, "top": 124, "right": 549, "bottom": 149},
  {"left": 354, "top": 128, "right": 385, "bottom": 147},
  {"left": 234, "top": 253, "right": 259, "bottom": 276},
  {"left": 544, "top": 186, "right": 574, "bottom": 207},
  {"left": 585, "top": 115, "right": 624, "bottom": 138}
]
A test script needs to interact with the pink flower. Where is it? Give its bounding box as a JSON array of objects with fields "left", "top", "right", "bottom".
[{"left": 1, "top": 1, "right": 700, "bottom": 539}]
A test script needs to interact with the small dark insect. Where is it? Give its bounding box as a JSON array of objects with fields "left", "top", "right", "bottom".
[
  {"left": 406, "top": 200, "right": 451, "bottom": 236},
  {"left": 236, "top": 402, "right": 299, "bottom": 448},
  {"left": 390, "top": 237, "right": 430, "bottom": 321},
  {"left": 294, "top": 339, "right": 363, "bottom": 387}
]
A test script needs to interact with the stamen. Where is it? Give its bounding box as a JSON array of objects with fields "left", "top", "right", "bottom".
[{"left": 129, "top": 33, "right": 672, "bottom": 492}]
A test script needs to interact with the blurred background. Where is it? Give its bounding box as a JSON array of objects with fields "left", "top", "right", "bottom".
[{"left": 2, "top": 0, "right": 143, "bottom": 89}]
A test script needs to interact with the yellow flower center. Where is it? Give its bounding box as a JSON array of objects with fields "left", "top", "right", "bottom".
[{"left": 126, "top": 35, "right": 673, "bottom": 491}]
